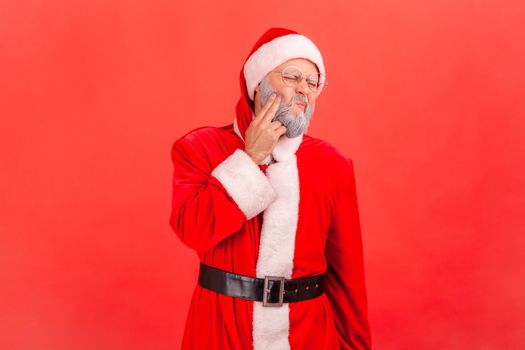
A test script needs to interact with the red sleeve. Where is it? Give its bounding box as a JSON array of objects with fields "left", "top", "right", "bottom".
[
  {"left": 169, "top": 136, "right": 277, "bottom": 252},
  {"left": 324, "top": 157, "right": 372, "bottom": 349}
]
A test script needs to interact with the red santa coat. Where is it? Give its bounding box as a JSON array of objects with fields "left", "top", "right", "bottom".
[{"left": 169, "top": 113, "right": 372, "bottom": 349}]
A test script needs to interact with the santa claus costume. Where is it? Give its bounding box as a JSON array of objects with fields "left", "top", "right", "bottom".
[{"left": 169, "top": 27, "right": 372, "bottom": 349}]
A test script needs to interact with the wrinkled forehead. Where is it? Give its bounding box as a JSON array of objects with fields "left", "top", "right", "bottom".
[{"left": 273, "top": 58, "right": 320, "bottom": 75}]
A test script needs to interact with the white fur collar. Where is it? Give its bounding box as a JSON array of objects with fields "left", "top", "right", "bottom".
[{"left": 233, "top": 115, "right": 303, "bottom": 164}]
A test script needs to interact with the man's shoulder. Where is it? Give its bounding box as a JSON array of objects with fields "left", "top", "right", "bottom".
[
  {"left": 302, "top": 134, "right": 353, "bottom": 166},
  {"left": 302, "top": 134, "right": 356, "bottom": 184},
  {"left": 170, "top": 124, "right": 236, "bottom": 167},
  {"left": 177, "top": 124, "right": 233, "bottom": 144},
  {"left": 172, "top": 124, "right": 235, "bottom": 151}
]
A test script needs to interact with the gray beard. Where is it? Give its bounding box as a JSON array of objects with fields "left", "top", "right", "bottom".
[{"left": 258, "top": 77, "right": 315, "bottom": 138}]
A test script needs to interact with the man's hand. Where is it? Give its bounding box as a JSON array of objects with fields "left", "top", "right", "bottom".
[{"left": 244, "top": 93, "right": 287, "bottom": 164}]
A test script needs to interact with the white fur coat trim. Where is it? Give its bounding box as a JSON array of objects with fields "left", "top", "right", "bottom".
[
  {"left": 232, "top": 116, "right": 302, "bottom": 350},
  {"left": 211, "top": 149, "right": 278, "bottom": 220}
]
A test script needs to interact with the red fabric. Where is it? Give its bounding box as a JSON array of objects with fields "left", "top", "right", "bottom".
[
  {"left": 169, "top": 26, "right": 371, "bottom": 349},
  {"left": 169, "top": 127, "right": 371, "bottom": 349}
]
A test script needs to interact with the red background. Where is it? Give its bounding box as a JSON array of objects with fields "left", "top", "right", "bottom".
[{"left": 1, "top": 0, "right": 524, "bottom": 349}]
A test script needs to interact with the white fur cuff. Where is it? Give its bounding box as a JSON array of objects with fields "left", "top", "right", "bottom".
[{"left": 211, "top": 149, "right": 277, "bottom": 220}]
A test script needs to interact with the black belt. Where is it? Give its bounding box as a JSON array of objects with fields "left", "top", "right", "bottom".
[{"left": 197, "top": 263, "right": 326, "bottom": 307}]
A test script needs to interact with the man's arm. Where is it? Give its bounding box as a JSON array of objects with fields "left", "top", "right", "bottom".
[
  {"left": 324, "top": 157, "right": 372, "bottom": 349},
  {"left": 169, "top": 136, "right": 277, "bottom": 252}
]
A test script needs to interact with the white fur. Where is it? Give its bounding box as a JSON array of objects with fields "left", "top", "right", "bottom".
[
  {"left": 272, "top": 133, "right": 303, "bottom": 162},
  {"left": 253, "top": 155, "right": 300, "bottom": 350},
  {"left": 211, "top": 149, "right": 277, "bottom": 220},
  {"left": 243, "top": 34, "right": 326, "bottom": 101},
  {"left": 232, "top": 116, "right": 303, "bottom": 349}
]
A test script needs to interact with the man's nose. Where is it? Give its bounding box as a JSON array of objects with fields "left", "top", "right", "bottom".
[{"left": 295, "top": 78, "right": 309, "bottom": 95}]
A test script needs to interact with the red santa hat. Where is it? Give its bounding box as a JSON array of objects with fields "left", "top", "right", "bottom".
[{"left": 235, "top": 27, "right": 326, "bottom": 142}]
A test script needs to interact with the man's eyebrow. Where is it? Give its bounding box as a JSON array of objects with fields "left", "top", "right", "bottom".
[{"left": 286, "top": 69, "right": 320, "bottom": 77}]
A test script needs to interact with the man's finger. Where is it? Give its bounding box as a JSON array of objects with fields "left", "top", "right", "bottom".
[
  {"left": 253, "top": 94, "right": 276, "bottom": 122},
  {"left": 261, "top": 95, "right": 281, "bottom": 124},
  {"left": 276, "top": 125, "right": 287, "bottom": 136},
  {"left": 269, "top": 120, "right": 283, "bottom": 130}
]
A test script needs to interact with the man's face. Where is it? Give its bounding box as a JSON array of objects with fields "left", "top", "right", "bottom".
[{"left": 254, "top": 58, "right": 319, "bottom": 138}]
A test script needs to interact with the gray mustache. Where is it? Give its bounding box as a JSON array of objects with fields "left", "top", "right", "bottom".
[{"left": 291, "top": 94, "right": 307, "bottom": 105}]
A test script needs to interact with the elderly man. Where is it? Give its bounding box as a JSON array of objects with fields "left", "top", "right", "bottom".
[{"left": 169, "top": 27, "right": 372, "bottom": 350}]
